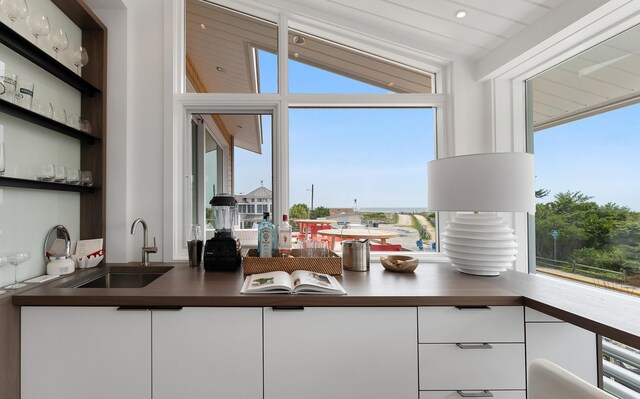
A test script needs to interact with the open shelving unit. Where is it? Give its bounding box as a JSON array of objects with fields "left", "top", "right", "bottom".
[{"left": 0, "top": 0, "right": 106, "bottom": 241}]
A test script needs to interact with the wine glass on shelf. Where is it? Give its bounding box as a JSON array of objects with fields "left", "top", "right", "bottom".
[
  {"left": 47, "top": 27, "right": 69, "bottom": 60},
  {"left": 0, "top": 255, "right": 10, "bottom": 295},
  {"left": 70, "top": 45, "right": 89, "bottom": 74},
  {"left": 4, "top": 252, "right": 30, "bottom": 290},
  {"left": 1, "top": 0, "right": 28, "bottom": 28},
  {"left": 26, "top": 12, "right": 50, "bottom": 45}
]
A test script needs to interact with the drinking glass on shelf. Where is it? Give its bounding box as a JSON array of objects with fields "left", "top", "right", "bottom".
[
  {"left": 54, "top": 165, "right": 66, "bottom": 182},
  {"left": 26, "top": 12, "right": 50, "bottom": 45},
  {"left": 31, "top": 99, "right": 53, "bottom": 118},
  {"left": 47, "top": 28, "right": 69, "bottom": 60},
  {"left": 52, "top": 105, "right": 66, "bottom": 124},
  {"left": 80, "top": 170, "right": 93, "bottom": 186},
  {"left": 1, "top": 0, "right": 28, "bottom": 28},
  {"left": 4, "top": 252, "right": 30, "bottom": 290},
  {"left": 0, "top": 255, "right": 9, "bottom": 295},
  {"left": 36, "top": 163, "right": 54, "bottom": 181},
  {"left": 66, "top": 113, "right": 80, "bottom": 129},
  {"left": 70, "top": 45, "right": 89, "bottom": 75},
  {"left": 66, "top": 168, "right": 79, "bottom": 184}
]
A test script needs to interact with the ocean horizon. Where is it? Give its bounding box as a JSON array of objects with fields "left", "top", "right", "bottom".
[{"left": 354, "top": 207, "right": 428, "bottom": 213}]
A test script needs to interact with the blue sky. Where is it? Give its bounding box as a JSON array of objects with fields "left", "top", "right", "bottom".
[
  {"left": 234, "top": 50, "right": 435, "bottom": 209},
  {"left": 534, "top": 103, "right": 640, "bottom": 211}
]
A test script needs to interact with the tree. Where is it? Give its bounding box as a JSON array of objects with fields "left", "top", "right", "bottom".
[
  {"left": 310, "top": 206, "right": 330, "bottom": 219},
  {"left": 289, "top": 203, "right": 310, "bottom": 220},
  {"left": 535, "top": 188, "right": 550, "bottom": 198}
]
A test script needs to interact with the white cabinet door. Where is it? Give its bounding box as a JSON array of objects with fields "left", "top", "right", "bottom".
[
  {"left": 21, "top": 306, "right": 151, "bottom": 399},
  {"left": 264, "top": 307, "right": 418, "bottom": 399},
  {"left": 526, "top": 321, "right": 597, "bottom": 385},
  {"left": 152, "top": 307, "right": 263, "bottom": 399}
]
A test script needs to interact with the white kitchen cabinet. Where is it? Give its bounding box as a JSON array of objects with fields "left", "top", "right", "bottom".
[
  {"left": 263, "top": 307, "right": 418, "bottom": 399},
  {"left": 152, "top": 307, "right": 263, "bottom": 399},
  {"left": 418, "top": 306, "right": 526, "bottom": 395},
  {"left": 21, "top": 306, "right": 151, "bottom": 399},
  {"left": 525, "top": 312, "right": 597, "bottom": 386}
]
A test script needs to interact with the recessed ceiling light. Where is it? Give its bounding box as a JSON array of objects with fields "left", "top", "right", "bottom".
[
  {"left": 292, "top": 35, "right": 306, "bottom": 45},
  {"left": 388, "top": 82, "right": 395, "bottom": 87},
  {"left": 200, "top": 23, "right": 206, "bottom": 29},
  {"left": 216, "top": 66, "right": 226, "bottom": 73},
  {"left": 455, "top": 10, "right": 467, "bottom": 19},
  {"left": 293, "top": 52, "right": 300, "bottom": 58}
]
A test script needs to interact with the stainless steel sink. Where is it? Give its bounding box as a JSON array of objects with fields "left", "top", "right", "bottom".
[{"left": 74, "top": 266, "right": 173, "bottom": 288}]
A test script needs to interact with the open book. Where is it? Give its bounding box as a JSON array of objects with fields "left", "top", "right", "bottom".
[{"left": 241, "top": 270, "right": 346, "bottom": 295}]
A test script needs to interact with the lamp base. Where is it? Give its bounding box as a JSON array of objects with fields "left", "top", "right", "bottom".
[{"left": 440, "top": 213, "right": 518, "bottom": 277}]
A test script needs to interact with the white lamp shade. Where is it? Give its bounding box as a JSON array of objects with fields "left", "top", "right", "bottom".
[{"left": 427, "top": 152, "right": 535, "bottom": 213}]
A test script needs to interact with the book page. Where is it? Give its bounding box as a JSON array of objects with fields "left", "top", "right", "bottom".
[
  {"left": 241, "top": 271, "right": 294, "bottom": 294},
  {"left": 290, "top": 270, "right": 346, "bottom": 294}
]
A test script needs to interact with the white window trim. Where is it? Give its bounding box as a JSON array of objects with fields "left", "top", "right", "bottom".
[
  {"left": 164, "top": 0, "right": 449, "bottom": 261},
  {"left": 490, "top": 4, "right": 640, "bottom": 273}
]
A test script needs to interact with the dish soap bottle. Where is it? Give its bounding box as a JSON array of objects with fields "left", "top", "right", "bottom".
[
  {"left": 258, "top": 212, "right": 275, "bottom": 258},
  {"left": 278, "top": 214, "right": 292, "bottom": 256}
]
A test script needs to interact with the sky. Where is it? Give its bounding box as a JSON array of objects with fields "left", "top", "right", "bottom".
[
  {"left": 233, "top": 50, "right": 435, "bottom": 209},
  {"left": 534, "top": 102, "right": 640, "bottom": 211},
  {"left": 234, "top": 50, "right": 640, "bottom": 212}
]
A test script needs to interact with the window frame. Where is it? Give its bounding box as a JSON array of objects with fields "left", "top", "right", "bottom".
[
  {"left": 487, "top": 6, "right": 640, "bottom": 274},
  {"left": 166, "top": 0, "right": 449, "bottom": 260}
]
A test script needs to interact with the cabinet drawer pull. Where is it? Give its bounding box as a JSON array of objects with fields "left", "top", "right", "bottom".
[
  {"left": 272, "top": 306, "right": 304, "bottom": 311},
  {"left": 457, "top": 390, "right": 494, "bottom": 397},
  {"left": 455, "top": 305, "right": 491, "bottom": 311},
  {"left": 455, "top": 343, "right": 493, "bottom": 349},
  {"left": 117, "top": 306, "right": 183, "bottom": 311}
]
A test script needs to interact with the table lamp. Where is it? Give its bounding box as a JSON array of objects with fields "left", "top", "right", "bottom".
[{"left": 427, "top": 153, "right": 535, "bottom": 276}]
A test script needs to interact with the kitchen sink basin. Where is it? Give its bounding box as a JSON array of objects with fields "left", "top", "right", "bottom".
[{"left": 74, "top": 266, "right": 173, "bottom": 288}]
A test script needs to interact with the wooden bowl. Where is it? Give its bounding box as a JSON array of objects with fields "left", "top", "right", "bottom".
[{"left": 380, "top": 255, "right": 419, "bottom": 273}]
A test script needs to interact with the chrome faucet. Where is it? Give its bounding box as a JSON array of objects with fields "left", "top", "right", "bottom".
[{"left": 130, "top": 218, "right": 158, "bottom": 266}]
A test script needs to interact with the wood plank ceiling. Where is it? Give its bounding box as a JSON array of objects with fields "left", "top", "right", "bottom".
[
  {"left": 187, "top": 0, "right": 636, "bottom": 135},
  {"left": 531, "top": 25, "right": 640, "bottom": 131}
]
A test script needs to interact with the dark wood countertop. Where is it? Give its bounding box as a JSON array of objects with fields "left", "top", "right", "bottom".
[{"left": 12, "top": 261, "right": 640, "bottom": 347}]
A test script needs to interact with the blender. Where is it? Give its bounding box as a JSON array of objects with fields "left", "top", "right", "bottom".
[{"left": 203, "top": 193, "right": 242, "bottom": 271}]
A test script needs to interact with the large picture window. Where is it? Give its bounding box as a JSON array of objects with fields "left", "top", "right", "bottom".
[
  {"left": 180, "top": 1, "right": 442, "bottom": 257},
  {"left": 527, "top": 25, "right": 640, "bottom": 296}
]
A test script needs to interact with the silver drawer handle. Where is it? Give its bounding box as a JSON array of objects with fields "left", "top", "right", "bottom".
[
  {"left": 456, "top": 343, "right": 493, "bottom": 349},
  {"left": 455, "top": 306, "right": 491, "bottom": 311},
  {"left": 457, "top": 390, "right": 494, "bottom": 397}
]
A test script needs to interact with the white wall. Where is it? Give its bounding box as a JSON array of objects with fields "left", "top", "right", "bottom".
[{"left": 90, "top": 0, "right": 165, "bottom": 263}]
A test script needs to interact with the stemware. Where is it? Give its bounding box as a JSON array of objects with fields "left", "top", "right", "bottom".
[
  {"left": 4, "top": 252, "right": 30, "bottom": 290},
  {"left": 26, "top": 12, "right": 50, "bottom": 45},
  {"left": 0, "top": 255, "right": 9, "bottom": 295},
  {"left": 47, "top": 28, "right": 69, "bottom": 60},
  {"left": 1, "top": 0, "right": 28, "bottom": 28},
  {"left": 70, "top": 45, "right": 89, "bottom": 74}
]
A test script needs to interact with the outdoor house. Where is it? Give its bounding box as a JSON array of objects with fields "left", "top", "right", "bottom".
[{"left": 1, "top": 1, "right": 640, "bottom": 399}]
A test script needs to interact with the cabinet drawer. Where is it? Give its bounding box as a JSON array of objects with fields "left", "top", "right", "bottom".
[
  {"left": 419, "top": 343, "right": 525, "bottom": 390},
  {"left": 420, "top": 390, "right": 525, "bottom": 399},
  {"left": 418, "top": 306, "right": 523, "bottom": 343}
]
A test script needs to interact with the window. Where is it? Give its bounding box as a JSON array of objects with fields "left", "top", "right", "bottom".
[
  {"left": 185, "top": 0, "right": 277, "bottom": 93},
  {"left": 177, "top": 2, "right": 443, "bottom": 258},
  {"left": 527, "top": 24, "right": 640, "bottom": 296}
]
